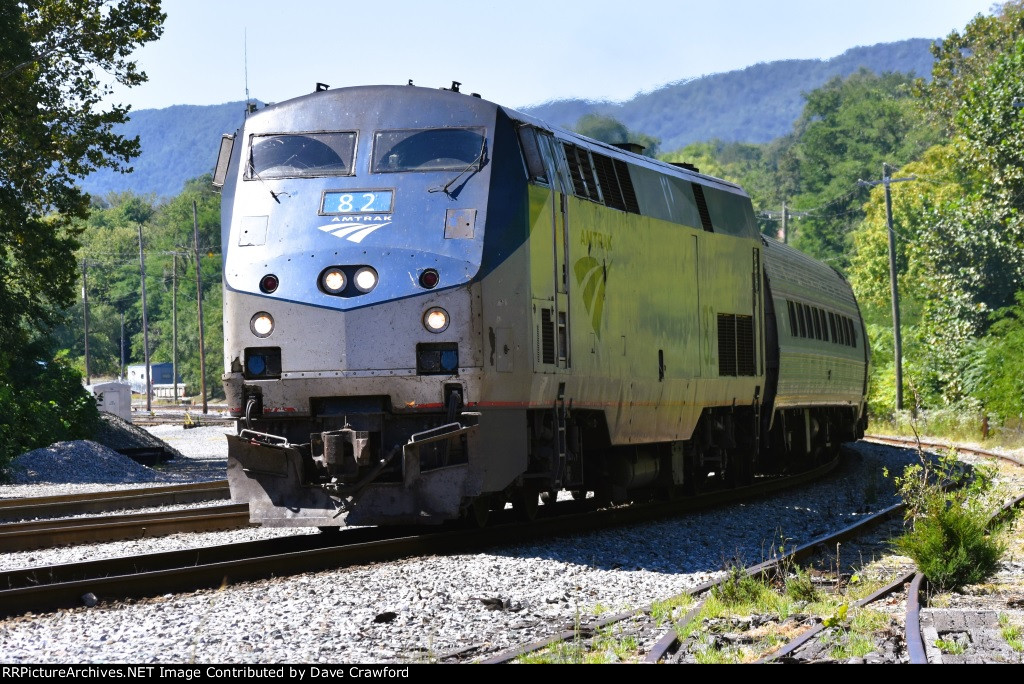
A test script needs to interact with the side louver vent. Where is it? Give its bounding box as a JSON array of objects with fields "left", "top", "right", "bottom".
[
  {"left": 718, "top": 314, "right": 755, "bottom": 377},
  {"left": 541, "top": 308, "right": 556, "bottom": 365},
  {"left": 591, "top": 154, "right": 640, "bottom": 214},
  {"left": 563, "top": 144, "right": 598, "bottom": 201}
]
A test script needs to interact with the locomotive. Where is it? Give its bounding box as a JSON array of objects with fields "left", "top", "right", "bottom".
[{"left": 213, "top": 83, "right": 868, "bottom": 528}]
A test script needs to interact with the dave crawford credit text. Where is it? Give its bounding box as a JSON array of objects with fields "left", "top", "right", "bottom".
[{"left": 1, "top": 666, "right": 412, "bottom": 679}]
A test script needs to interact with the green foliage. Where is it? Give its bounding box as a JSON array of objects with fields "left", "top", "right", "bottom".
[
  {"left": 788, "top": 69, "right": 940, "bottom": 268},
  {"left": 969, "top": 292, "right": 1024, "bottom": 422},
  {"left": 999, "top": 613, "right": 1024, "bottom": 652},
  {"left": 0, "top": 2, "right": 164, "bottom": 460},
  {"left": 891, "top": 451, "right": 1005, "bottom": 592},
  {"left": 935, "top": 636, "right": 968, "bottom": 655},
  {"left": 822, "top": 602, "right": 849, "bottom": 629},
  {"left": 924, "top": 1, "right": 1024, "bottom": 131},
  {"left": 711, "top": 566, "right": 771, "bottom": 607},
  {"left": 60, "top": 176, "right": 224, "bottom": 399},
  {"left": 784, "top": 566, "right": 820, "bottom": 603},
  {"left": 0, "top": 353, "right": 99, "bottom": 478}
]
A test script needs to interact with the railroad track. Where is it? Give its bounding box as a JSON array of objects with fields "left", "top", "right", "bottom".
[
  {"left": 477, "top": 490, "right": 908, "bottom": 663},
  {"left": 862, "top": 434, "right": 1024, "bottom": 467},
  {"left": 0, "top": 503, "right": 252, "bottom": 552},
  {"left": 475, "top": 437, "right": 1024, "bottom": 664},
  {"left": 0, "top": 455, "right": 841, "bottom": 620},
  {"left": 0, "top": 480, "right": 230, "bottom": 521}
]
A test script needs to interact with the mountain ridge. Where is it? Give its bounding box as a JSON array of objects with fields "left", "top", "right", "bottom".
[{"left": 80, "top": 38, "right": 936, "bottom": 200}]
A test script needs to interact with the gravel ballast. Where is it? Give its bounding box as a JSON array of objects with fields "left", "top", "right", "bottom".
[{"left": 0, "top": 434, "right": 917, "bottom": 664}]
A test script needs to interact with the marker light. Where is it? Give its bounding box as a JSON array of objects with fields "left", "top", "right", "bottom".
[
  {"left": 260, "top": 274, "right": 279, "bottom": 293},
  {"left": 423, "top": 307, "right": 450, "bottom": 333},
  {"left": 353, "top": 267, "right": 378, "bottom": 293},
  {"left": 321, "top": 268, "right": 346, "bottom": 294},
  {"left": 251, "top": 312, "right": 275, "bottom": 338},
  {"left": 419, "top": 269, "right": 440, "bottom": 289}
]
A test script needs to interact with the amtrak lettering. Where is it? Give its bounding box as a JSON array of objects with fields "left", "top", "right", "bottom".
[{"left": 579, "top": 227, "right": 612, "bottom": 252}]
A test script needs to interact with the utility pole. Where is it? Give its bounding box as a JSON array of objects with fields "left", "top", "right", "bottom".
[
  {"left": 193, "top": 201, "right": 208, "bottom": 414},
  {"left": 172, "top": 253, "right": 178, "bottom": 404},
  {"left": 120, "top": 312, "right": 125, "bottom": 381},
  {"left": 762, "top": 201, "right": 808, "bottom": 243},
  {"left": 138, "top": 225, "right": 152, "bottom": 413},
  {"left": 81, "top": 259, "right": 90, "bottom": 385},
  {"left": 781, "top": 200, "right": 787, "bottom": 244},
  {"left": 858, "top": 163, "right": 916, "bottom": 411}
]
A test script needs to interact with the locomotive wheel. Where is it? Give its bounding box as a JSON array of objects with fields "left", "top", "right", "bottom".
[
  {"left": 466, "top": 495, "right": 492, "bottom": 528},
  {"left": 515, "top": 486, "right": 541, "bottom": 521}
]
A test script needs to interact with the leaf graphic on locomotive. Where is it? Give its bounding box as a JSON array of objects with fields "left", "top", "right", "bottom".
[{"left": 574, "top": 255, "right": 608, "bottom": 339}]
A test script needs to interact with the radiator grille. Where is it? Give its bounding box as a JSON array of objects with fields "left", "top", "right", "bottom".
[{"left": 718, "top": 314, "right": 755, "bottom": 377}]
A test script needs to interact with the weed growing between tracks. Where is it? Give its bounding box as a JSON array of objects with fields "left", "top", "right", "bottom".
[
  {"left": 664, "top": 549, "right": 908, "bottom": 664},
  {"left": 999, "top": 613, "right": 1024, "bottom": 652},
  {"left": 890, "top": 448, "right": 1007, "bottom": 592}
]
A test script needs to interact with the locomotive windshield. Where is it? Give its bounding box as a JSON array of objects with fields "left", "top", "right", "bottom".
[
  {"left": 372, "top": 127, "right": 485, "bottom": 173},
  {"left": 247, "top": 132, "right": 356, "bottom": 179}
]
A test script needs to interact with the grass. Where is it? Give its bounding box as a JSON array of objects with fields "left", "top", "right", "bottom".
[
  {"left": 935, "top": 636, "right": 969, "bottom": 655},
  {"left": 649, "top": 593, "right": 694, "bottom": 626},
  {"left": 870, "top": 407, "right": 1024, "bottom": 449},
  {"left": 999, "top": 614, "right": 1024, "bottom": 652},
  {"left": 516, "top": 619, "right": 643, "bottom": 664},
  {"left": 668, "top": 564, "right": 894, "bottom": 663}
]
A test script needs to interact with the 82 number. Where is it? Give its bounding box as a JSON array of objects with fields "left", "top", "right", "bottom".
[{"left": 334, "top": 193, "right": 379, "bottom": 213}]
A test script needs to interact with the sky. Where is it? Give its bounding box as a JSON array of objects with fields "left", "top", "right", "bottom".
[{"left": 107, "top": 0, "right": 1001, "bottom": 112}]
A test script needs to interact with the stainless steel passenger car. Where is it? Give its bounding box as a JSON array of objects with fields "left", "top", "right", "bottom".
[{"left": 213, "top": 83, "right": 868, "bottom": 528}]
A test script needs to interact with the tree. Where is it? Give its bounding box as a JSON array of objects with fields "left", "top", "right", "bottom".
[
  {"left": 0, "top": 1, "right": 165, "bottom": 474},
  {"left": 788, "top": 69, "right": 940, "bottom": 269},
  {"left": 924, "top": 1, "right": 1024, "bottom": 131}
]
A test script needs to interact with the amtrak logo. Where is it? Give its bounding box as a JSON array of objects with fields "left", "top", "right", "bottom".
[
  {"left": 574, "top": 256, "right": 608, "bottom": 339},
  {"left": 318, "top": 216, "right": 392, "bottom": 244}
]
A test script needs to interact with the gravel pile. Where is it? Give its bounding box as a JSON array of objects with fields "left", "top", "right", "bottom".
[
  {"left": 0, "top": 443, "right": 918, "bottom": 664},
  {"left": 8, "top": 440, "right": 178, "bottom": 485},
  {"left": 93, "top": 412, "right": 186, "bottom": 460},
  {"left": 1, "top": 423, "right": 232, "bottom": 500}
]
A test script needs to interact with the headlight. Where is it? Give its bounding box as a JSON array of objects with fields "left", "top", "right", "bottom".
[
  {"left": 250, "top": 312, "right": 274, "bottom": 338},
  {"left": 423, "top": 307, "right": 449, "bottom": 333},
  {"left": 320, "top": 268, "right": 346, "bottom": 294},
  {"left": 353, "top": 266, "right": 378, "bottom": 293}
]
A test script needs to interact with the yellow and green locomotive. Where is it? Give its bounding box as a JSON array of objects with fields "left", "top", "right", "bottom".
[{"left": 213, "top": 83, "right": 868, "bottom": 527}]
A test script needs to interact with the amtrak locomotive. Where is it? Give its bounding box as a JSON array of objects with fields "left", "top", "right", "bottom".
[{"left": 213, "top": 83, "right": 868, "bottom": 528}]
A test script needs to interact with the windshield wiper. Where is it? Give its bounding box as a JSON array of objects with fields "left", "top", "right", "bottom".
[{"left": 428, "top": 138, "right": 487, "bottom": 196}]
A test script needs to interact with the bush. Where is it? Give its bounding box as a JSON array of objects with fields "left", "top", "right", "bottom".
[
  {"left": 0, "top": 354, "right": 99, "bottom": 480},
  {"left": 891, "top": 451, "right": 1005, "bottom": 592}
]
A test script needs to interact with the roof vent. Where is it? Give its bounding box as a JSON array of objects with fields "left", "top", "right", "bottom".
[
  {"left": 671, "top": 162, "right": 700, "bottom": 173},
  {"left": 611, "top": 142, "right": 645, "bottom": 155}
]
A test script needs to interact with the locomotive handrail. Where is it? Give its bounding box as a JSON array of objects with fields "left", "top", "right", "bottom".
[
  {"left": 238, "top": 428, "right": 290, "bottom": 447},
  {"left": 407, "top": 421, "right": 477, "bottom": 446}
]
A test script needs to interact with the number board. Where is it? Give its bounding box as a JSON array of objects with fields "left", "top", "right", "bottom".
[{"left": 320, "top": 190, "right": 394, "bottom": 215}]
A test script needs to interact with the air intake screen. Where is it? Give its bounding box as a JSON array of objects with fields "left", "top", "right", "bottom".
[
  {"left": 541, "top": 308, "right": 555, "bottom": 364},
  {"left": 717, "top": 314, "right": 755, "bottom": 377}
]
